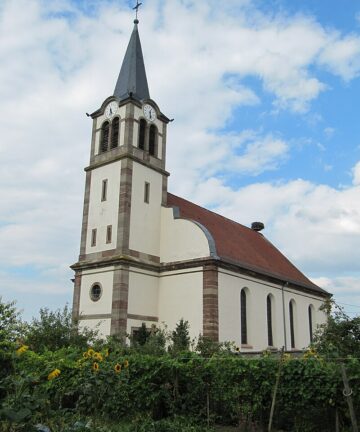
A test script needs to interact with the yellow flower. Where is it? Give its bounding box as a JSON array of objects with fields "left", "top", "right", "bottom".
[
  {"left": 105, "top": 348, "right": 110, "bottom": 357},
  {"left": 303, "top": 347, "right": 320, "bottom": 360},
  {"left": 235, "top": 347, "right": 240, "bottom": 352},
  {"left": 124, "top": 359, "right": 129, "bottom": 368},
  {"left": 87, "top": 348, "right": 95, "bottom": 357},
  {"left": 282, "top": 353, "right": 291, "bottom": 362},
  {"left": 114, "top": 364, "right": 122, "bottom": 374},
  {"left": 92, "top": 362, "right": 99, "bottom": 372},
  {"left": 83, "top": 351, "right": 90, "bottom": 359},
  {"left": 16, "top": 345, "right": 29, "bottom": 356},
  {"left": 94, "top": 352, "right": 103, "bottom": 362},
  {"left": 48, "top": 369, "right": 61, "bottom": 381}
]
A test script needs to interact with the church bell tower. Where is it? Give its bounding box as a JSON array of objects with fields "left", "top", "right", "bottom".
[{"left": 71, "top": 17, "right": 170, "bottom": 337}]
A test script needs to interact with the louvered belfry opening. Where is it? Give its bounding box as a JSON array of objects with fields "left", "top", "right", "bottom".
[
  {"left": 111, "top": 117, "right": 120, "bottom": 149},
  {"left": 149, "top": 124, "right": 157, "bottom": 156},
  {"left": 100, "top": 121, "right": 110, "bottom": 153},
  {"left": 139, "top": 119, "right": 146, "bottom": 150}
]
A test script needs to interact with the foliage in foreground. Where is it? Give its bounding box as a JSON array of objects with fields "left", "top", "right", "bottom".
[
  {"left": 1, "top": 344, "right": 359, "bottom": 432},
  {"left": 0, "top": 297, "right": 360, "bottom": 431}
]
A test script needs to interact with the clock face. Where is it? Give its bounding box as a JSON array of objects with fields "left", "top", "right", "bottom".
[
  {"left": 105, "top": 101, "right": 118, "bottom": 119},
  {"left": 143, "top": 104, "right": 156, "bottom": 122}
]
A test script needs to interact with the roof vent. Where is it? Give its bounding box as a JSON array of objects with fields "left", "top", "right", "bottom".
[{"left": 251, "top": 222, "right": 265, "bottom": 232}]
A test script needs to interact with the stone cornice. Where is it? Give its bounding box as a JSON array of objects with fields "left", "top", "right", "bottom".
[
  {"left": 84, "top": 152, "right": 170, "bottom": 177},
  {"left": 71, "top": 254, "right": 329, "bottom": 299}
]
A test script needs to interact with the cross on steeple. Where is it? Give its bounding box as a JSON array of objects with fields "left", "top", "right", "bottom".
[
  {"left": 113, "top": 2, "right": 149, "bottom": 101},
  {"left": 133, "top": 0, "right": 142, "bottom": 22}
]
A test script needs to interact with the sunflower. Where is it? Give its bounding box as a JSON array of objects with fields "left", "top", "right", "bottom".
[
  {"left": 16, "top": 345, "right": 29, "bottom": 356},
  {"left": 94, "top": 352, "right": 103, "bottom": 362},
  {"left": 87, "top": 348, "right": 95, "bottom": 357},
  {"left": 83, "top": 351, "right": 90, "bottom": 359},
  {"left": 92, "top": 362, "right": 99, "bottom": 371},
  {"left": 124, "top": 359, "right": 129, "bottom": 368},
  {"left": 235, "top": 347, "right": 240, "bottom": 352},
  {"left": 48, "top": 369, "right": 61, "bottom": 381},
  {"left": 104, "top": 348, "right": 110, "bottom": 357},
  {"left": 114, "top": 364, "right": 122, "bottom": 374}
]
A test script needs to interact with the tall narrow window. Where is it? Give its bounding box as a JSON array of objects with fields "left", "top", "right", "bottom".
[
  {"left": 144, "top": 182, "right": 150, "bottom": 203},
  {"left": 138, "top": 119, "right": 146, "bottom": 150},
  {"left": 91, "top": 229, "right": 97, "bottom": 247},
  {"left": 267, "top": 295, "right": 273, "bottom": 347},
  {"left": 106, "top": 225, "right": 112, "bottom": 244},
  {"left": 308, "top": 305, "right": 314, "bottom": 343},
  {"left": 110, "top": 117, "right": 119, "bottom": 149},
  {"left": 100, "top": 121, "right": 110, "bottom": 153},
  {"left": 289, "top": 300, "right": 295, "bottom": 349},
  {"left": 240, "top": 289, "right": 247, "bottom": 345},
  {"left": 101, "top": 179, "right": 108, "bottom": 202},
  {"left": 149, "top": 124, "right": 157, "bottom": 156}
]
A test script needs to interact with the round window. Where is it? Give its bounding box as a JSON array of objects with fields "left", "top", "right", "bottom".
[{"left": 90, "top": 283, "right": 102, "bottom": 302}]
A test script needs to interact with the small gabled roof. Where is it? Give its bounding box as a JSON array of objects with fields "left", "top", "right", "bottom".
[
  {"left": 167, "top": 193, "right": 328, "bottom": 295},
  {"left": 114, "top": 20, "right": 150, "bottom": 102}
]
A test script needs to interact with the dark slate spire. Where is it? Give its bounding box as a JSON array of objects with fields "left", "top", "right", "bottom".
[{"left": 114, "top": 20, "right": 150, "bottom": 101}]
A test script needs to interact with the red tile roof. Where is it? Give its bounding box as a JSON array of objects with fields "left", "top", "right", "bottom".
[{"left": 167, "top": 193, "right": 326, "bottom": 295}]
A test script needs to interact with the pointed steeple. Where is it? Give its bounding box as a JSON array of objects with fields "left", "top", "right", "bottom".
[{"left": 114, "top": 19, "right": 150, "bottom": 102}]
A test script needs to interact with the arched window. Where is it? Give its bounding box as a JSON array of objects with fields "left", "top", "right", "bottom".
[
  {"left": 240, "top": 289, "right": 247, "bottom": 345},
  {"left": 149, "top": 124, "right": 157, "bottom": 156},
  {"left": 308, "top": 305, "right": 314, "bottom": 343},
  {"left": 289, "top": 300, "right": 296, "bottom": 349},
  {"left": 100, "top": 121, "right": 110, "bottom": 153},
  {"left": 138, "top": 119, "right": 146, "bottom": 150},
  {"left": 110, "top": 117, "right": 120, "bottom": 149},
  {"left": 267, "top": 294, "right": 273, "bottom": 347}
]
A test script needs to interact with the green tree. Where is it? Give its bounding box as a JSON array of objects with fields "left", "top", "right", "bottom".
[
  {"left": 24, "top": 304, "right": 98, "bottom": 352},
  {"left": 132, "top": 322, "right": 150, "bottom": 346},
  {"left": 0, "top": 297, "right": 24, "bottom": 343},
  {"left": 170, "top": 319, "right": 190, "bottom": 353},
  {"left": 314, "top": 299, "right": 360, "bottom": 358}
]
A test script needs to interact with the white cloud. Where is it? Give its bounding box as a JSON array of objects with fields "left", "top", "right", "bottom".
[
  {"left": 187, "top": 177, "right": 360, "bottom": 277},
  {"left": 228, "top": 132, "right": 289, "bottom": 174},
  {"left": 1, "top": 0, "right": 360, "bottom": 316},
  {"left": 323, "top": 127, "right": 335, "bottom": 139},
  {"left": 352, "top": 161, "right": 360, "bottom": 185},
  {"left": 318, "top": 35, "right": 360, "bottom": 80}
]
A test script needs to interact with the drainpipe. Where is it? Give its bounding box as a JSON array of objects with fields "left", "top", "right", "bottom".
[{"left": 282, "top": 282, "right": 288, "bottom": 351}]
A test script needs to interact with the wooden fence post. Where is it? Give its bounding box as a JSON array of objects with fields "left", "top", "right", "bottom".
[
  {"left": 267, "top": 347, "right": 284, "bottom": 432},
  {"left": 341, "top": 363, "right": 358, "bottom": 432}
]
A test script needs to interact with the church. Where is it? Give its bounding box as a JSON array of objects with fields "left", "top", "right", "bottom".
[{"left": 71, "top": 16, "right": 329, "bottom": 352}]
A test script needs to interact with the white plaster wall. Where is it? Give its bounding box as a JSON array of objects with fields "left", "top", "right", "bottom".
[
  {"left": 79, "top": 318, "right": 111, "bottom": 338},
  {"left": 128, "top": 269, "right": 159, "bottom": 317},
  {"left": 160, "top": 207, "right": 210, "bottom": 262},
  {"left": 283, "top": 287, "right": 326, "bottom": 350},
  {"left": 79, "top": 267, "right": 114, "bottom": 316},
  {"left": 94, "top": 105, "right": 126, "bottom": 154},
  {"left": 129, "top": 162, "right": 162, "bottom": 256},
  {"left": 218, "top": 270, "right": 327, "bottom": 351},
  {"left": 86, "top": 161, "right": 121, "bottom": 254},
  {"left": 158, "top": 268, "right": 203, "bottom": 340}
]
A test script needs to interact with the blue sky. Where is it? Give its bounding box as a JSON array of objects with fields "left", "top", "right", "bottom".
[{"left": 0, "top": 0, "right": 360, "bottom": 321}]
